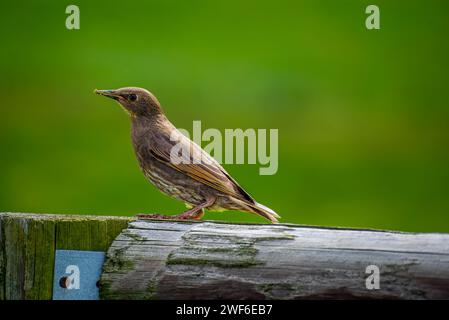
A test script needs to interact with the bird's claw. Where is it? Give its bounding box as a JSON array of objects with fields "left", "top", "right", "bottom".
[
  {"left": 136, "top": 213, "right": 193, "bottom": 221},
  {"left": 137, "top": 213, "right": 173, "bottom": 220}
]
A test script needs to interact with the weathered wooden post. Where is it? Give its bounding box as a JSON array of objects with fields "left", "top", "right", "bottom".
[
  {"left": 1, "top": 212, "right": 449, "bottom": 300},
  {"left": 99, "top": 220, "right": 449, "bottom": 299},
  {"left": 0, "top": 213, "right": 132, "bottom": 299}
]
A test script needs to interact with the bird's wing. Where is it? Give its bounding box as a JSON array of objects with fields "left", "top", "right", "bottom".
[{"left": 149, "top": 129, "right": 255, "bottom": 203}]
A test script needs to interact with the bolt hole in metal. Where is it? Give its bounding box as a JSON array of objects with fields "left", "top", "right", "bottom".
[
  {"left": 59, "top": 276, "right": 69, "bottom": 289},
  {"left": 59, "top": 277, "right": 100, "bottom": 288}
]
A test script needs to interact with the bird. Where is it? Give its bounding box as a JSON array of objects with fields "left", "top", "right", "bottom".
[{"left": 95, "top": 87, "right": 280, "bottom": 223}]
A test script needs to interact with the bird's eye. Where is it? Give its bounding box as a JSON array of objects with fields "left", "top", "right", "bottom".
[{"left": 128, "top": 94, "right": 138, "bottom": 101}]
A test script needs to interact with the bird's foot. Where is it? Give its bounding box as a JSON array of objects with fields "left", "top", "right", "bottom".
[
  {"left": 136, "top": 211, "right": 204, "bottom": 221},
  {"left": 137, "top": 199, "right": 212, "bottom": 221},
  {"left": 136, "top": 213, "right": 181, "bottom": 220}
]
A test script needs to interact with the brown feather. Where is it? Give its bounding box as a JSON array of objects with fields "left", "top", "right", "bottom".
[{"left": 149, "top": 126, "right": 255, "bottom": 204}]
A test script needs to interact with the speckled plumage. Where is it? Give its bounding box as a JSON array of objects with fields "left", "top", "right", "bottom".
[{"left": 95, "top": 87, "right": 279, "bottom": 223}]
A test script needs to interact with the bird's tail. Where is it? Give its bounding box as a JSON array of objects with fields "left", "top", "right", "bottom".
[{"left": 247, "top": 202, "right": 280, "bottom": 223}]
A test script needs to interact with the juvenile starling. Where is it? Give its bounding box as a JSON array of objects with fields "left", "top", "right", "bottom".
[{"left": 95, "top": 87, "right": 280, "bottom": 223}]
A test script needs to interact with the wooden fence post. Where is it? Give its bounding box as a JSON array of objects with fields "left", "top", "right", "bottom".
[
  {"left": 0, "top": 212, "right": 132, "bottom": 299},
  {"left": 1, "top": 212, "right": 449, "bottom": 300}
]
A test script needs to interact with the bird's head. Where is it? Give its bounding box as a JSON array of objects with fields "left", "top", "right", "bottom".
[{"left": 95, "top": 87, "right": 162, "bottom": 117}]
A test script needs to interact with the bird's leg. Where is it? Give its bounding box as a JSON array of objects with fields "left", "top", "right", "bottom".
[{"left": 137, "top": 197, "right": 215, "bottom": 221}]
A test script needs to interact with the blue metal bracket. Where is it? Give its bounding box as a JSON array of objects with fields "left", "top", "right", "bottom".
[{"left": 52, "top": 250, "right": 105, "bottom": 300}]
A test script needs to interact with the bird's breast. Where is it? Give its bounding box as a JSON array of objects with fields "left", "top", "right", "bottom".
[{"left": 133, "top": 141, "right": 205, "bottom": 205}]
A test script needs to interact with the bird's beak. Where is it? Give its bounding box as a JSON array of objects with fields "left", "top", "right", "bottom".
[{"left": 94, "top": 89, "right": 120, "bottom": 100}]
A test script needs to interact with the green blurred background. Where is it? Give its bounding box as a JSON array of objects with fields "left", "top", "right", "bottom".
[{"left": 1, "top": 1, "right": 448, "bottom": 232}]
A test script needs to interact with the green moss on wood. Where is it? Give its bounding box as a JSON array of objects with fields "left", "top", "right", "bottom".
[
  {"left": 167, "top": 255, "right": 261, "bottom": 268},
  {"left": 256, "top": 283, "right": 297, "bottom": 297},
  {"left": 56, "top": 218, "right": 129, "bottom": 251},
  {"left": 100, "top": 276, "right": 156, "bottom": 300},
  {"left": 166, "top": 232, "right": 266, "bottom": 268},
  {"left": 0, "top": 217, "right": 5, "bottom": 300},
  {"left": 122, "top": 231, "right": 145, "bottom": 242},
  {"left": 101, "top": 246, "right": 135, "bottom": 273},
  {"left": 4, "top": 217, "right": 26, "bottom": 299},
  {"left": 163, "top": 225, "right": 296, "bottom": 271},
  {"left": 146, "top": 280, "right": 158, "bottom": 300},
  {"left": 23, "top": 219, "right": 56, "bottom": 299}
]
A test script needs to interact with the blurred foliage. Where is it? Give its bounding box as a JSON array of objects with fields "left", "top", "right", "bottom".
[{"left": 0, "top": 1, "right": 448, "bottom": 232}]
